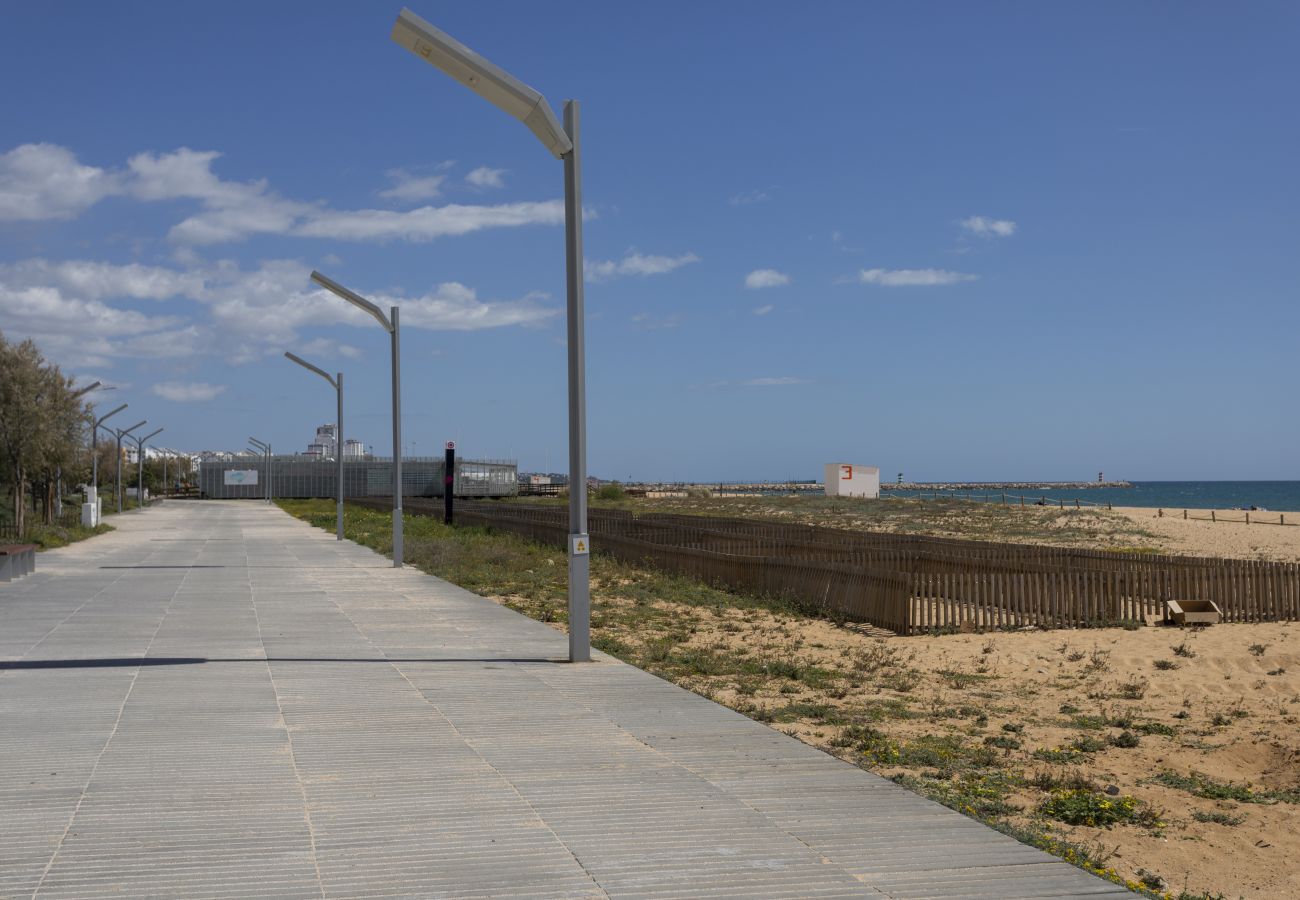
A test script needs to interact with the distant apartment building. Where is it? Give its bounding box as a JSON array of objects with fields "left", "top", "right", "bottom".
[{"left": 298, "top": 425, "right": 365, "bottom": 460}]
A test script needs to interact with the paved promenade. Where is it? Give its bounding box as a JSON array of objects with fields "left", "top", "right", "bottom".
[{"left": 0, "top": 502, "right": 1129, "bottom": 899}]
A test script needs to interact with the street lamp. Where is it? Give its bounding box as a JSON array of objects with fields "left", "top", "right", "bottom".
[
  {"left": 285, "top": 351, "right": 345, "bottom": 541},
  {"left": 309, "top": 271, "right": 403, "bottom": 568},
  {"left": 112, "top": 420, "right": 147, "bottom": 514},
  {"left": 249, "top": 437, "right": 271, "bottom": 504},
  {"left": 135, "top": 428, "right": 163, "bottom": 509},
  {"left": 60, "top": 381, "right": 102, "bottom": 518},
  {"left": 390, "top": 8, "right": 590, "bottom": 660},
  {"left": 90, "top": 401, "right": 126, "bottom": 524}
]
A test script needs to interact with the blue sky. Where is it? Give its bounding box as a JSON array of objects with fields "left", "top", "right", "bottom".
[{"left": 2, "top": 2, "right": 1297, "bottom": 481}]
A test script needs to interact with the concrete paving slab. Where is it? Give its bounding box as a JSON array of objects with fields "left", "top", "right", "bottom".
[{"left": 0, "top": 502, "right": 1132, "bottom": 899}]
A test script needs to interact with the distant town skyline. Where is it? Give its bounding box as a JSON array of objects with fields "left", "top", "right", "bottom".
[{"left": 2, "top": 3, "right": 1296, "bottom": 482}]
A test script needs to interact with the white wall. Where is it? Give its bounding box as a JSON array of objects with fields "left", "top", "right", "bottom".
[{"left": 824, "top": 463, "right": 880, "bottom": 498}]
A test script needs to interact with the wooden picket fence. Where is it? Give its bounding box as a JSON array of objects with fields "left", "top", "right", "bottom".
[{"left": 366, "top": 498, "right": 1300, "bottom": 635}]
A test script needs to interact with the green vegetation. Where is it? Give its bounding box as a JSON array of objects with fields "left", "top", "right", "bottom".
[
  {"left": 1150, "top": 771, "right": 1300, "bottom": 805},
  {"left": 1191, "top": 810, "right": 1246, "bottom": 826},
  {"left": 1039, "top": 789, "right": 1163, "bottom": 829},
  {"left": 23, "top": 520, "right": 113, "bottom": 550}
]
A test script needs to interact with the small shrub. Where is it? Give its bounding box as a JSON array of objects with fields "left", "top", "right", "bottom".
[
  {"left": 595, "top": 481, "right": 626, "bottom": 501},
  {"left": 1116, "top": 677, "right": 1149, "bottom": 700},
  {"left": 1191, "top": 809, "right": 1246, "bottom": 826},
  {"left": 1084, "top": 649, "right": 1112, "bottom": 673},
  {"left": 1153, "top": 659, "right": 1180, "bottom": 671},
  {"left": 984, "top": 735, "right": 1022, "bottom": 750},
  {"left": 879, "top": 668, "right": 923, "bottom": 692},
  {"left": 1110, "top": 730, "right": 1140, "bottom": 749},
  {"left": 1171, "top": 641, "right": 1197, "bottom": 658},
  {"left": 1039, "top": 789, "right": 1159, "bottom": 828},
  {"left": 1032, "top": 747, "right": 1089, "bottom": 764},
  {"left": 1268, "top": 667, "right": 1286, "bottom": 676},
  {"left": 1248, "top": 644, "right": 1266, "bottom": 657},
  {"left": 1069, "top": 735, "right": 1108, "bottom": 754}
]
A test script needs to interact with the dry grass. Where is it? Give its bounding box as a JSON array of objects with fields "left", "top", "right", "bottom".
[{"left": 517, "top": 493, "right": 1164, "bottom": 552}]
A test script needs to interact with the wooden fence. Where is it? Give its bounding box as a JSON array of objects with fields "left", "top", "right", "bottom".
[{"left": 364, "top": 498, "right": 1300, "bottom": 635}]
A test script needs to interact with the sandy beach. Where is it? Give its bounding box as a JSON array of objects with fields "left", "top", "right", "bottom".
[{"left": 1112, "top": 506, "right": 1300, "bottom": 562}]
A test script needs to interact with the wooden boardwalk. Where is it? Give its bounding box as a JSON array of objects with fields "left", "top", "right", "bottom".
[{"left": 0, "top": 502, "right": 1131, "bottom": 899}]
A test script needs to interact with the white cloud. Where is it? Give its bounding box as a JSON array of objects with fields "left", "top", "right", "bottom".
[
  {"left": 744, "top": 268, "right": 790, "bottom": 289},
  {"left": 858, "top": 268, "right": 978, "bottom": 287},
  {"left": 752, "top": 304, "right": 775, "bottom": 316},
  {"left": 959, "top": 215, "right": 1017, "bottom": 238},
  {"left": 741, "top": 376, "right": 809, "bottom": 386},
  {"left": 0, "top": 259, "right": 203, "bottom": 300},
  {"left": 1, "top": 256, "right": 559, "bottom": 367},
  {"left": 295, "top": 201, "right": 564, "bottom": 242},
  {"left": 729, "top": 188, "right": 770, "bottom": 206},
  {"left": 466, "top": 166, "right": 507, "bottom": 189},
  {"left": 585, "top": 251, "right": 700, "bottom": 283},
  {"left": 379, "top": 168, "right": 446, "bottom": 202},
  {"left": 151, "top": 381, "right": 227, "bottom": 402},
  {"left": 0, "top": 143, "right": 569, "bottom": 245},
  {"left": 0, "top": 143, "right": 123, "bottom": 220},
  {"left": 0, "top": 279, "right": 192, "bottom": 365}
]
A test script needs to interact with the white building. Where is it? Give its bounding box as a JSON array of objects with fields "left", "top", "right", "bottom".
[
  {"left": 343, "top": 439, "right": 365, "bottom": 459},
  {"left": 824, "top": 463, "right": 880, "bottom": 499},
  {"left": 312, "top": 424, "right": 338, "bottom": 459}
]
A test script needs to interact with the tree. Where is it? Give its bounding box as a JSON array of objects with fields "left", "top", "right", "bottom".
[{"left": 0, "top": 332, "right": 91, "bottom": 535}]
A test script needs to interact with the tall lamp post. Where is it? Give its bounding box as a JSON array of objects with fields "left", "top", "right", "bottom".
[
  {"left": 113, "top": 420, "right": 147, "bottom": 514},
  {"left": 244, "top": 448, "right": 264, "bottom": 500},
  {"left": 249, "top": 437, "right": 271, "bottom": 504},
  {"left": 134, "top": 428, "right": 163, "bottom": 509},
  {"left": 390, "top": 8, "right": 590, "bottom": 660},
  {"left": 57, "top": 381, "right": 102, "bottom": 518},
  {"left": 285, "top": 351, "right": 345, "bottom": 541},
  {"left": 309, "top": 272, "right": 402, "bottom": 568},
  {"left": 90, "top": 401, "right": 127, "bottom": 524}
]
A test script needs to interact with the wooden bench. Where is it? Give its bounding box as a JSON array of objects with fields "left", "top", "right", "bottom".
[{"left": 0, "top": 544, "right": 37, "bottom": 582}]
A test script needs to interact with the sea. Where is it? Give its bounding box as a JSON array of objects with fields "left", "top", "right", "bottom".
[{"left": 884, "top": 481, "right": 1300, "bottom": 513}]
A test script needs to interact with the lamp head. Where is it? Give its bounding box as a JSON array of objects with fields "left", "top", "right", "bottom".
[
  {"left": 310, "top": 271, "right": 393, "bottom": 333},
  {"left": 284, "top": 351, "right": 338, "bottom": 387},
  {"left": 97, "top": 403, "right": 128, "bottom": 426},
  {"left": 391, "top": 8, "right": 572, "bottom": 159}
]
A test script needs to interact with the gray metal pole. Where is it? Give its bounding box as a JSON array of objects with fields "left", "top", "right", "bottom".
[
  {"left": 337, "top": 372, "right": 344, "bottom": 541},
  {"left": 390, "top": 306, "right": 403, "bottom": 567},
  {"left": 563, "top": 99, "right": 590, "bottom": 663},
  {"left": 162, "top": 452, "right": 167, "bottom": 497},
  {"left": 136, "top": 438, "right": 144, "bottom": 508},
  {"left": 115, "top": 432, "right": 123, "bottom": 514},
  {"left": 267, "top": 444, "right": 273, "bottom": 504}
]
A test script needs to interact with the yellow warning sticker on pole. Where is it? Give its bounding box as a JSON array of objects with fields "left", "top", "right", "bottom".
[{"left": 571, "top": 534, "right": 590, "bottom": 556}]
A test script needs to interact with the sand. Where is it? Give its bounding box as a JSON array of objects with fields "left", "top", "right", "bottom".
[
  {"left": 1112, "top": 506, "right": 1300, "bottom": 562},
  {"left": 677, "top": 614, "right": 1300, "bottom": 899}
]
